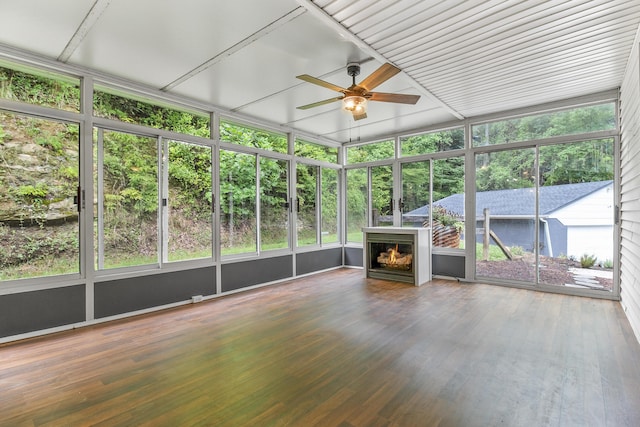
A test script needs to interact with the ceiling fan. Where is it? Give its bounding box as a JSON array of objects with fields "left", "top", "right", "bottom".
[{"left": 296, "top": 62, "right": 420, "bottom": 121}]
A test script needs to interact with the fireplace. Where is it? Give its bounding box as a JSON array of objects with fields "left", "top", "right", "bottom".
[{"left": 363, "top": 227, "right": 431, "bottom": 286}]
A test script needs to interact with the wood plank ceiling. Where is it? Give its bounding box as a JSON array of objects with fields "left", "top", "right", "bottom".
[{"left": 0, "top": 0, "right": 638, "bottom": 143}]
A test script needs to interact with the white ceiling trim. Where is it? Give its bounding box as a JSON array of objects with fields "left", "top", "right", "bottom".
[{"left": 58, "top": 0, "right": 112, "bottom": 63}]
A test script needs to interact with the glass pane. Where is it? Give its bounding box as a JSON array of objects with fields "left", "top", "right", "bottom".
[
  {"left": 295, "top": 139, "right": 338, "bottom": 163},
  {"left": 347, "top": 140, "right": 395, "bottom": 164},
  {"left": 432, "top": 157, "right": 465, "bottom": 249},
  {"left": 96, "top": 130, "right": 158, "bottom": 269},
  {"left": 401, "top": 128, "right": 464, "bottom": 156},
  {"left": 220, "top": 150, "right": 257, "bottom": 256},
  {"left": 401, "top": 161, "right": 430, "bottom": 228},
  {"left": 167, "top": 141, "right": 212, "bottom": 262},
  {"left": 538, "top": 140, "right": 614, "bottom": 291},
  {"left": 475, "top": 148, "right": 536, "bottom": 282},
  {"left": 260, "top": 157, "right": 289, "bottom": 251},
  {"left": 94, "top": 88, "right": 210, "bottom": 138},
  {"left": 472, "top": 103, "right": 615, "bottom": 147},
  {"left": 296, "top": 164, "right": 317, "bottom": 246},
  {"left": 0, "top": 112, "right": 80, "bottom": 280},
  {"left": 346, "top": 168, "right": 368, "bottom": 244},
  {"left": 372, "top": 165, "right": 393, "bottom": 227},
  {"left": 220, "top": 120, "right": 287, "bottom": 154},
  {"left": 321, "top": 168, "right": 339, "bottom": 244},
  {"left": 0, "top": 62, "right": 80, "bottom": 112}
]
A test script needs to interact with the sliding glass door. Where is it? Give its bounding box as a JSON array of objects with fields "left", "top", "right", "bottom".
[
  {"left": 475, "top": 140, "right": 615, "bottom": 292},
  {"left": 475, "top": 148, "right": 536, "bottom": 283}
]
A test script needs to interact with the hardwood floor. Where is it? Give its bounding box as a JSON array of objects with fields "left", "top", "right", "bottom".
[{"left": 2, "top": 268, "right": 640, "bottom": 426}]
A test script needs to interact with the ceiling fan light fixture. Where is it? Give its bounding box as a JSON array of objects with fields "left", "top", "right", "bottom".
[{"left": 343, "top": 95, "right": 367, "bottom": 113}]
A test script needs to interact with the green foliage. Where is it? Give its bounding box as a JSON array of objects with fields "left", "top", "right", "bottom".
[
  {"left": 432, "top": 206, "right": 463, "bottom": 231},
  {"left": 0, "top": 222, "right": 77, "bottom": 275},
  {"left": 474, "top": 105, "right": 615, "bottom": 191},
  {"left": 94, "top": 91, "right": 210, "bottom": 137},
  {"left": 58, "top": 166, "right": 78, "bottom": 180},
  {"left": 347, "top": 140, "right": 394, "bottom": 163},
  {"left": 603, "top": 259, "right": 614, "bottom": 269},
  {"left": 580, "top": 253, "right": 598, "bottom": 268},
  {"left": 0, "top": 124, "right": 6, "bottom": 143},
  {"left": 433, "top": 157, "right": 464, "bottom": 201},
  {"left": 401, "top": 128, "right": 464, "bottom": 156},
  {"left": 15, "top": 183, "right": 48, "bottom": 200},
  {"left": 540, "top": 140, "right": 613, "bottom": 186},
  {"left": 102, "top": 131, "right": 158, "bottom": 217},
  {"left": 35, "top": 134, "right": 63, "bottom": 153},
  {"left": 473, "top": 104, "right": 615, "bottom": 146},
  {"left": 510, "top": 246, "right": 525, "bottom": 256},
  {"left": 0, "top": 66, "right": 80, "bottom": 111},
  {"left": 474, "top": 243, "right": 510, "bottom": 261},
  {"left": 295, "top": 139, "right": 338, "bottom": 163},
  {"left": 220, "top": 120, "right": 287, "bottom": 153},
  {"left": 476, "top": 149, "right": 536, "bottom": 191}
]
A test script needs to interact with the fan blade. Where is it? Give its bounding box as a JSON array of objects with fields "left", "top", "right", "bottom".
[
  {"left": 296, "top": 74, "right": 347, "bottom": 93},
  {"left": 368, "top": 92, "right": 421, "bottom": 105},
  {"left": 353, "top": 111, "right": 367, "bottom": 121},
  {"left": 358, "top": 63, "right": 401, "bottom": 91},
  {"left": 297, "top": 96, "right": 343, "bottom": 110}
]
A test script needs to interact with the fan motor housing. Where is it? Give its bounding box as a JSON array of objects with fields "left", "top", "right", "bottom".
[{"left": 347, "top": 63, "right": 361, "bottom": 77}]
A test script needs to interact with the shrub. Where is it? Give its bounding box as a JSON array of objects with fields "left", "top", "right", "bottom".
[
  {"left": 510, "top": 246, "right": 524, "bottom": 256},
  {"left": 580, "top": 253, "right": 597, "bottom": 268}
]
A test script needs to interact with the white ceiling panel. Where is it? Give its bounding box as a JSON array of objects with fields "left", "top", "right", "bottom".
[
  {"left": 171, "top": 11, "right": 368, "bottom": 114},
  {"left": 67, "top": 0, "right": 296, "bottom": 88},
  {"left": 0, "top": 0, "right": 95, "bottom": 58},
  {"left": 0, "top": 0, "right": 639, "bottom": 143}
]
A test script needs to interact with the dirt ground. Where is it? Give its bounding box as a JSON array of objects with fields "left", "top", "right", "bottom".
[{"left": 475, "top": 254, "right": 613, "bottom": 291}]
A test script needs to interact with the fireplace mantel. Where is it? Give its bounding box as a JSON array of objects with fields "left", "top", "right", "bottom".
[{"left": 363, "top": 227, "right": 432, "bottom": 286}]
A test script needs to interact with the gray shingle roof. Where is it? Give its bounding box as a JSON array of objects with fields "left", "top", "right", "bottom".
[{"left": 406, "top": 180, "right": 612, "bottom": 217}]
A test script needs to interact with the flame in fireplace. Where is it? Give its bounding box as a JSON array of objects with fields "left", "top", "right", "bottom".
[{"left": 389, "top": 244, "right": 399, "bottom": 264}]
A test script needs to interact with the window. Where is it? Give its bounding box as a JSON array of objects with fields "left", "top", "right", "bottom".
[
  {"left": 295, "top": 138, "right": 338, "bottom": 163},
  {"left": 475, "top": 147, "right": 537, "bottom": 282},
  {"left": 296, "top": 164, "right": 317, "bottom": 246},
  {"left": 95, "top": 129, "right": 158, "bottom": 269},
  {"left": 0, "top": 112, "right": 80, "bottom": 280},
  {"left": 220, "top": 120, "right": 287, "bottom": 154},
  {"left": 401, "top": 127, "right": 464, "bottom": 156},
  {"left": 472, "top": 103, "right": 615, "bottom": 147},
  {"left": 219, "top": 150, "right": 257, "bottom": 256},
  {"left": 400, "top": 157, "right": 464, "bottom": 248},
  {"left": 401, "top": 160, "right": 430, "bottom": 228},
  {"left": 371, "top": 165, "right": 393, "bottom": 227},
  {"left": 538, "top": 139, "right": 614, "bottom": 290},
  {"left": 296, "top": 164, "right": 340, "bottom": 246},
  {"left": 93, "top": 86, "right": 210, "bottom": 138},
  {"left": 475, "top": 140, "right": 615, "bottom": 291},
  {"left": 346, "top": 168, "right": 368, "bottom": 244},
  {"left": 346, "top": 164, "right": 393, "bottom": 243},
  {"left": 165, "top": 140, "right": 213, "bottom": 262},
  {"left": 347, "top": 140, "right": 395, "bottom": 164},
  {"left": 432, "top": 157, "right": 464, "bottom": 249},
  {"left": 260, "top": 157, "right": 289, "bottom": 251},
  {"left": 0, "top": 61, "right": 80, "bottom": 112},
  {"left": 321, "top": 168, "right": 339, "bottom": 244}
]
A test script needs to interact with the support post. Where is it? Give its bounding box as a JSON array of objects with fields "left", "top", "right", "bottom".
[{"left": 483, "top": 208, "right": 490, "bottom": 261}]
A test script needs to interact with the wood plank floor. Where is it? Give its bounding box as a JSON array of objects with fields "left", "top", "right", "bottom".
[{"left": 2, "top": 268, "right": 640, "bottom": 426}]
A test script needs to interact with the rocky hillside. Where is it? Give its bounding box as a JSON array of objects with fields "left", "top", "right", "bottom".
[{"left": 0, "top": 111, "right": 79, "bottom": 225}]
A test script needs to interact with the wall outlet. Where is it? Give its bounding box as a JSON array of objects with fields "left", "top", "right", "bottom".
[{"left": 191, "top": 295, "right": 204, "bottom": 303}]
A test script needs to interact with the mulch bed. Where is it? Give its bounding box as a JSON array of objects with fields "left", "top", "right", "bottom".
[{"left": 475, "top": 254, "right": 613, "bottom": 291}]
